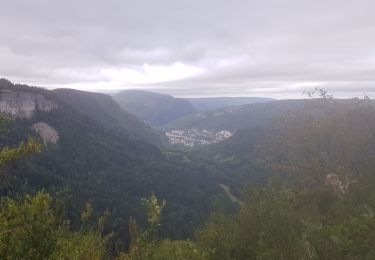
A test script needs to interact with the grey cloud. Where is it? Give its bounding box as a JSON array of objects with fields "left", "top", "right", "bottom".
[{"left": 1, "top": 0, "right": 375, "bottom": 97}]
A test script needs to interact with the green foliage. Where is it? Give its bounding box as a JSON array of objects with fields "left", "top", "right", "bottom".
[
  {"left": 120, "top": 195, "right": 166, "bottom": 259},
  {"left": 120, "top": 240, "right": 208, "bottom": 260},
  {"left": 120, "top": 196, "right": 208, "bottom": 260},
  {"left": 0, "top": 137, "right": 42, "bottom": 171},
  {"left": 52, "top": 232, "right": 106, "bottom": 260},
  {"left": 194, "top": 182, "right": 375, "bottom": 260},
  {"left": 196, "top": 187, "right": 305, "bottom": 259},
  {"left": 80, "top": 201, "right": 94, "bottom": 230},
  {"left": 0, "top": 116, "right": 9, "bottom": 134},
  {"left": 0, "top": 117, "right": 106, "bottom": 258},
  {"left": 194, "top": 213, "right": 235, "bottom": 259},
  {"left": 0, "top": 192, "right": 62, "bottom": 259},
  {"left": 0, "top": 192, "right": 106, "bottom": 259},
  {"left": 0, "top": 115, "right": 42, "bottom": 171},
  {"left": 142, "top": 195, "right": 166, "bottom": 240},
  {"left": 119, "top": 180, "right": 375, "bottom": 260},
  {"left": 151, "top": 240, "right": 208, "bottom": 260}
]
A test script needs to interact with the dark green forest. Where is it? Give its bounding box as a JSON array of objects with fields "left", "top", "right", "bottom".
[{"left": 1, "top": 80, "right": 375, "bottom": 259}]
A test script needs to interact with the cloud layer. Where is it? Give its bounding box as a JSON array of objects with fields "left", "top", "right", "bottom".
[{"left": 1, "top": 0, "right": 375, "bottom": 98}]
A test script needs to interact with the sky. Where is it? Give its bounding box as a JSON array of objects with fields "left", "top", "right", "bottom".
[{"left": 1, "top": 0, "right": 375, "bottom": 98}]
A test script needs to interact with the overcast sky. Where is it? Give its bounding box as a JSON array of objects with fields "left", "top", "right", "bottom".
[{"left": 1, "top": 0, "right": 375, "bottom": 98}]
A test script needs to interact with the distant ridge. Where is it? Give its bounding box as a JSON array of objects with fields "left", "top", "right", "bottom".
[
  {"left": 188, "top": 96, "right": 274, "bottom": 111},
  {"left": 113, "top": 90, "right": 196, "bottom": 127}
]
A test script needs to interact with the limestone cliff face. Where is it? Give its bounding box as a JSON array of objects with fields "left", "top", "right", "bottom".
[{"left": 0, "top": 90, "right": 58, "bottom": 118}]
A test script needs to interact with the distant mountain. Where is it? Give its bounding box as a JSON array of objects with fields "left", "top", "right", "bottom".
[
  {"left": 113, "top": 90, "right": 196, "bottom": 127},
  {"left": 53, "top": 89, "right": 167, "bottom": 146},
  {"left": 188, "top": 97, "right": 274, "bottom": 111}
]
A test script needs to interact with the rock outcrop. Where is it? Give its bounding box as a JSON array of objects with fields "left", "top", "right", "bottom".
[
  {"left": 31, "top": 122, "right": 59, "bottom": 144},
  {"left": 0, "top": 90, "right": 57, "bottom": 118}
]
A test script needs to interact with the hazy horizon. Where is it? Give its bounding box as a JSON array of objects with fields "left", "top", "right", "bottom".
[{"left": 2, "top": 77, "right": 373, "bottom": 100}]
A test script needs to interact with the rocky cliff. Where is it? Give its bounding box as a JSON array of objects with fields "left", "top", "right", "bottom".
[{"left": 0, "top": 90, "right": 58, "bottom": 119}]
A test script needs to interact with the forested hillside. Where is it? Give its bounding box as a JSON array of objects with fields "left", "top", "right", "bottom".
[
  {"left": 54, "top": 89, "right": 168, "bottom": 146},
  {"left": 0, "top": 79, "right": 231, "bottom": 254},
  {"left": 190, "top": 128, "right": 271, "bottom": 196}
]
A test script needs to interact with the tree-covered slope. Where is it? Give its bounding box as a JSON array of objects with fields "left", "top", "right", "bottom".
[
  {"left": 190, "top": 128, "right": 271, "bottom": 191},
  {"left": 54, "top": 88, "right": 167, "bottom": 146}
]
